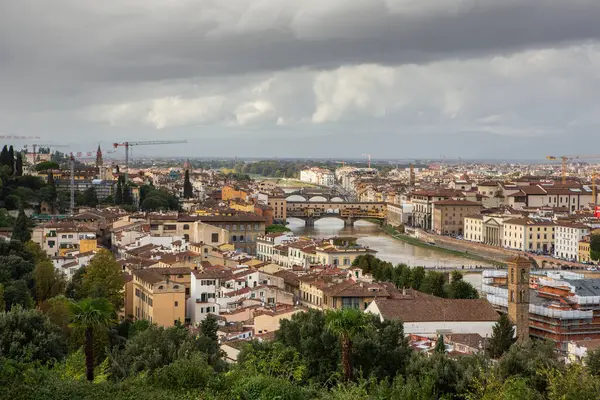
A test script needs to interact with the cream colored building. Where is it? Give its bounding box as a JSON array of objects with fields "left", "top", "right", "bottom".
[
  {"left": 254, "top": 307, "right": 303, "bottom": 335},
  {"left": 502, "top": 218, "right": 555, "bottom": 252},
  {"left": 464, "top": 215, "right": 483, "bottom": 242},
  {"left": 315, "top": 244, "right": 377, "bottom": 268}
]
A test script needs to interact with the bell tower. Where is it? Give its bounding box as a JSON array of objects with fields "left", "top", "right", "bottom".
[{"left": 507, "top": 256, "right": 530, "bottom": 343}]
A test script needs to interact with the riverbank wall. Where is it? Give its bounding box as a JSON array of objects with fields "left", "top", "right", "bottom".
[
  {"left": 383, "top": 225, "right": 506, "bottom": 266},
  {"left": 414, "top": 230, "right": 519, "bottom": 264}
]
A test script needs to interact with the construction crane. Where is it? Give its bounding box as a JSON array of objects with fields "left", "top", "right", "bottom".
[
  {"left": 361, "top": 153, "right": 372, "bottom": 169},
  {"left": 546, "top": 154, "right": 600, "bottom": 184},
  {"left": 69, "top": 153, "right": 76, "bottom": 215},
  {"left": 113, "top": 140, "right": 188, "bottom": 182}
]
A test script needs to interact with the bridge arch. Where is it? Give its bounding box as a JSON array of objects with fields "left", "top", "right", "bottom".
[
  {"left": 308, "top": 195, "right": 328, "bottom": 202},
  {"left": 330, "top": 196, "right": 345, "bottom": 202},
  {"left": 286, "top": 194, "right": 307, "bottom": 202}
]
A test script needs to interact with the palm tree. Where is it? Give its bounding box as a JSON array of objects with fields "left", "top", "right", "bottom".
[
  {"left": 325, "top": 307, "right": 372, "bottom": 381},
  {"left": 69, "top": 298, "right": 115, "bottom": 381}
]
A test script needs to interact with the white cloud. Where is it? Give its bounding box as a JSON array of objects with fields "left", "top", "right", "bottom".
[{"left": 84, "top": 42, "right": 600, "bottom": 141}]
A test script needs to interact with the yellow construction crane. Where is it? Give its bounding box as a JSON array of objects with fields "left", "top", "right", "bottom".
[{"left": 546, "top": 154, "right": 600, "bottom": 185}]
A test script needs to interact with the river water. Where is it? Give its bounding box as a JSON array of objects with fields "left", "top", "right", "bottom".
[{"left": 287, "top": 218, "right": 492, "bottom": 270}]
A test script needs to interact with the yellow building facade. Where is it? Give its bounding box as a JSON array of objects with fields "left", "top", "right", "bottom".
[{"left": 131, "top": 269, "right": 186, "bottom": 327}]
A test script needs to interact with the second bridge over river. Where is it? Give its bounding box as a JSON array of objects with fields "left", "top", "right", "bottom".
[{"left": 286, "top": 201, "right": 386, "bottom": 226}]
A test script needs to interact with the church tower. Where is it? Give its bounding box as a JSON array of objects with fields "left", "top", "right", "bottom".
[
  {"left": 507, "top": 256, "right": 530, "bottom": 343},
  {"left": 95, "top": 144, "right": 103, "bottom": 168}
]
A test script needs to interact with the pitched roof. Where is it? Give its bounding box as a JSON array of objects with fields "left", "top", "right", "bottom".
[
  {"left": 192, "top": 267, "right": 233, "bottom": 280},
  {"left": 273, "top": 270, "right": 300, "bottom": 286},
  {"left": 373, "top": 298, "right": 499, "bottom": 323},
  {"left": 132, "top": 269, "right": 164, "bottom": 284},
  {"left": 445, "top": 333, "right": 486, "bottom": 350},
  {"left": 322, "top": 280, "right": 390, "bottom": 298}
]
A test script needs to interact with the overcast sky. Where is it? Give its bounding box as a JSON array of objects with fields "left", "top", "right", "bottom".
[{"left": 2, "top": 1, "right": 600, "bottom": 160}]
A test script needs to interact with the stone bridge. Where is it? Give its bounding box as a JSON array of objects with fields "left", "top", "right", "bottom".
[
  {"left": 286, "top": 201, "right": 386, "bottom": 226},
  {"left": 285, "top": 188, "right": 348, "bottom": 202}
]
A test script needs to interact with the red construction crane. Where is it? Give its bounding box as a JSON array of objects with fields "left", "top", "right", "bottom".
[{"left": 113, "top": 140, "right": 188, "bottom": 182}]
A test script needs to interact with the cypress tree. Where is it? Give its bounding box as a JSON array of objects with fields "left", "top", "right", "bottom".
[
  {"left": 0, "top": 145, "right": 8, "bottom": 167},
  {"left": 15, "top": 152, "right": 23, "bottom": 176},
  {"left": 122, "top": 183, "right": 133, "bottom": 205},
  {"left": 183, "top": 169, "right": 193, "bottom": 198},
  {"left": 8, "top": 146, "right": 14, "bottom": 175},
  {"left": 487, "top": 314, "right": 516, "bottom": 358},
  {"left": 12, "top": 208, "right": 31, "bottom": 243},
  {"left": 114, "top": 180, "right": 123, "bottom": 205},
  {"left": 47, "top": 170, "right": 55, "bottom": 187},
  {"left": 435, "top": 335, "right": 446, "bottom": 354}
]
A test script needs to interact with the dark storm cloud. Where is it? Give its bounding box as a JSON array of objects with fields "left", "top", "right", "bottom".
[
  {"left": 2, "top": 0, "right": 600, "bottom": 83},
  {"left": 1, "top": 0, "right": 600, "bottom": 158}
]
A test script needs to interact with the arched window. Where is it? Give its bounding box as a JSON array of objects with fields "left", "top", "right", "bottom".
[
  {"left": 520, "top": 268, "right": 527, "bottom": 283},
  {"left": 173, "top": 285, "right": 179, "bottom": 289},
  {"left": 158, "top": 285, "right": 164, "bottom": 289},
  {"left": 232, "top": 235, "right": 237, "bottom": 242},
  {"left": 183, "top": 224, "right": 190, "bottom": 230},
  {"left": 240, "top": 235, "right": 245, "bottom": 242}
]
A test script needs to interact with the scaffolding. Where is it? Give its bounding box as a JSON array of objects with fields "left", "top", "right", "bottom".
[{"left": 486, "top": 294, "right": 594, "bottom": 320}]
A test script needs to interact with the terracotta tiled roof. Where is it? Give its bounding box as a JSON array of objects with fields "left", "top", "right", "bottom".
[
  {"left": 192, "top": 267, "right": 233, "bottom": 280},
  {"left": 273, "top": 270, "right": 300, "bottom": 286},
  {"left": 503, "top": 218, "right": 556, "bottom": 226},
  {"left": 322, "top": 280, "right": 390, "bottom": 298},
  {"left": 132, "top": 269, "right": 164, "bottom": 284},
  {"left": 373, "top": 298, "right": 499, "bottom": 323},
  {"left": 445, "top": 333, "right": 486, "bottom": 350}
]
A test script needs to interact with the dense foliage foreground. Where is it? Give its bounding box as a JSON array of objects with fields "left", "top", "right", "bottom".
[
  {"left": 2, "top": 242, "right": 600, "bottom": 399},
  {"left": 2, "top": 305, "right": 600, "bottom": 399}
]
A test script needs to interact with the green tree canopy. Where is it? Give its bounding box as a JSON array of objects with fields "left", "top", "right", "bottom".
[
  {"left": 586, "top": 347, "right": 600, "bottom": 376},
  {"left": 81, "top": 250, "right": 124, "bottom": 309},
  {"left": 325, "top": 308, "right": 372, "bottom": 381},
  {"left": 33, "top": 258, "right": 66, "bottom": 303},
  {"left": 109, "top": 324, "right": 213, "bottom": 380},
  {"left": 11, "top": 208, "right": 31, "bottom": 243},
  {"left": 591, "top": 234, "right": 600, "bottom": 261},
  {"left": 69, "top": 297, "right": 115, "bottom": 381},
  {"left": 0, "top": 306, "right": 67, "bottom": 364},
  {"left": 35, "top": 161, "right": 60, "bottom": 172},
  {"left": 487, "top": 314, "right": 516, "bottom": 359},
  {"left": 266, "top": 224, "right": 292, "bottom": 233},
  {"left": 79, "top": 186, "right": 98, "bottom": 208}
]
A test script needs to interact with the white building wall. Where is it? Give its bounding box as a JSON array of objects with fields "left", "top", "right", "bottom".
[
  {"left": 402, "top": 321, "right": 495, "bottom": 337},
  {"left": 555, "top": 226, "right": 590, "bottom": 260}
]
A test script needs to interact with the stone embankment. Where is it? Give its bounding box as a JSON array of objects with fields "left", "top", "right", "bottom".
[{"left": 413, "top": 229, "right": 591, "bottom": 270}]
